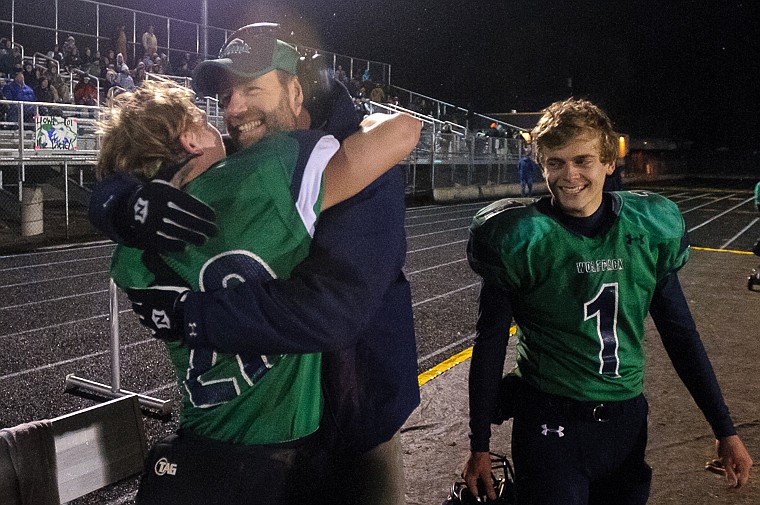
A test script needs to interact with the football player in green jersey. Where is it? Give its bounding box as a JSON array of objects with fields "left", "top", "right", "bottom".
[
  {"left": 98, "top": 78, "right": 420, "bottom": 504},
  {"left": 749, "top": 181, "right": 760, "bottom": 290},
  {"left": 463, "top": 98, "right": 752, "bottom": 504}
]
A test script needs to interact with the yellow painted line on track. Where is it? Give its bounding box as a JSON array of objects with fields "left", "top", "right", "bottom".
[
  {"left": 691, "top": 246, "right": 755, "bottom": 255},
  {"left": 418, "top": 327, "right": 516, "bottom": 387},
  {"left": 418, "top": 347, "right": 472, "bottom": 387}
]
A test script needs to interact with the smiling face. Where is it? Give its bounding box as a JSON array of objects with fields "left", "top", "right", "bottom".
[
  {"left": 218, "top": 70, "right": 301, "bottom": 149},
  {"left": 542, "top": 133, "right": 615, "bottom": 217}
]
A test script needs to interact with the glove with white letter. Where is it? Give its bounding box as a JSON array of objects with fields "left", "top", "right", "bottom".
[
  {"left": 121, "top": 179, "right": 217, "bottom": 252},
  {"left": 126, "top": 285, "right": 189, "bottom": 341}
]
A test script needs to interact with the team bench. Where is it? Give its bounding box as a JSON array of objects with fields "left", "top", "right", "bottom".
[{"left": 0, "top": 394, "right": 147, "bottom": 504}]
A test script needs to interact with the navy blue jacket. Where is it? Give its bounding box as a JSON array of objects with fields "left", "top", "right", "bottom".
[{"left": 185, "top": 165, "right": 419, "bottom": 452}]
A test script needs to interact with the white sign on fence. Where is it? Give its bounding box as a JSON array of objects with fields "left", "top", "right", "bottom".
[{"left": 35, "top": 116, "right": 79, "bottom": 150}]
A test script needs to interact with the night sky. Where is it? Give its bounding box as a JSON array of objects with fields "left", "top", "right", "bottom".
[{"left": 8, "top": 0, "right": 758, "bottom": 148}]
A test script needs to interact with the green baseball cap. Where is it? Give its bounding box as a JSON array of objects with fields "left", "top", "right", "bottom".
[{"left": 193, "top": 24, "right": 299, "bottom": 97}]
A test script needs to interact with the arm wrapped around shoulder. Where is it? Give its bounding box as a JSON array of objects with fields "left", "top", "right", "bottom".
[{"left": 321, "top": 112, "right": 422, "bottom": 209}]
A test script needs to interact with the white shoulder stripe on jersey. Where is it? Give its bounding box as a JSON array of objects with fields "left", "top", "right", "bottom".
[{"left": 296, "top": 135, "right": 340, "bottom": 237}]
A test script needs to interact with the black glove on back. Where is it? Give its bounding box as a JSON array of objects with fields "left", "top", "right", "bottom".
[
  {"left": 127, "top": 285, "right": 189, "bottom": 341},
  {"left": 122, "top": 179, "right": 218, "bottom": 252}
]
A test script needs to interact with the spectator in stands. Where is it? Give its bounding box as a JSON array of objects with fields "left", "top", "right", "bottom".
[
  {"left": 174, "top": 60, "right": 191, "bottom": 77},
  {"left": 62, "top": 35, "right": 77, "bottom": 58},
  {"left": 74, "top": 74, "right": 98, "bottom": 106},
  {"left": 81, "top": 47, "right": 94, "bottom": 69},
  {"left": 116, "top": 52, "right": 126, "bottom": 71},
  {"left": 34, "top": 76, "right": 60, "bottom": 116},
  {"left": 45, "top": 60, "right": 70, "bottom": 103},
  {"left": 142, "top": 52, "right": 154, "bottom": 71},
  {"left": 35, "top": 76, "right": 59, "bottom": 104},
  {"left": 46, "top": 42, "right": 64, "bottom": 63},
  {"left": 419, "top": 98, "right": 431, "bottom": 116},
  {"left": 2, "top": 69, "right": 37, "bottom": 123},
  {"left": 102, "top": 68, "right": 117, "bottom": 101},
  {"left": 484, "top": 123, "right": 505, "bottom": 138},
  {"left": 438, "top": 122, "right": 454, "bottom": 155},
  {"left": 335, "top": 64, "right": 347, "bottom": 84},
  {"left": 64, "top": 46, "right": 82, "bottom": 72},
  {"left": 173, "top": 52, "right": 192, "bottom": 76},
  {"left": 0, "top": 39, "right": 15, "bottom": 78},
  {"left": 115, "top": 25, "right": 127, "bottom": 64},
  {"left": 115, "top": 64, "right": 134, "bottom": 91},
  {"left": 0, "top": 39, "right": 16, "bottom": 74},
  {"left": 33, "top": 66, "right": 45, "bottom": 88},
  {"left": 106, "top": 48, "right": 116, "bottom": 63},
  {"left": 22, "top": 62, "right": 38, "bottom": 89},
  {"left": 89, "top": 50, "right": 102, "bottom": 77},
  {"left": 142, "top": 25, "right": 158, "bottom": 59},
  {"left": 152, "top": 54, "right": 165, "bottom": 74},
  {"left": 99, "top": 57, "right": 111, "bottom": 80},
  {"left": 369, "top": 83, "right": 385, "bottom": 103},
  {"left": 133, "top": 61, "right": 147, "bottom": 87},
  {"left": 518, "top": 144, "right": 538, "bottom": 197}
]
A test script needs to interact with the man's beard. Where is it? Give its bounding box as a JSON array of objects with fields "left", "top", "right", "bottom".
[{"left": 233, "top": 92, "right": 297, "bottom": 149}]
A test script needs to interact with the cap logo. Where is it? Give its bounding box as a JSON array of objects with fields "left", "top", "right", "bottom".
[{"left": 221, "top": 38, "right": 251, "bottom": 58}]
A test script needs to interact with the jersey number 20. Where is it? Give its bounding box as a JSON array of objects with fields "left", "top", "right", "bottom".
[{"left": 185, "top": 251, "right": 282, "bottom": 408}]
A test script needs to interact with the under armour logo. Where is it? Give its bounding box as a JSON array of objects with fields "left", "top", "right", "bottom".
[
  {"left": 154, "top": 457, "right": 177, "bottom": 476},
  {"left": 134, "top": 197, "right": 149, "bottom": 224},
  {"left": 187, "top": 322, "right": 198, "bottom": 338},
  {"left": 625, "top": 234, "right": 645, "bottom": 245},
  {"left": 152, "top": 309, "right": 171, "bottom": 330},
  {"left": 540, "top": 424, "right": 565, "bottom": 437}
]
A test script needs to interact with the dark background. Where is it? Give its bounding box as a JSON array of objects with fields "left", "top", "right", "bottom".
[{"left": 4, "top": 0, "right": 758, "bottom": 150}]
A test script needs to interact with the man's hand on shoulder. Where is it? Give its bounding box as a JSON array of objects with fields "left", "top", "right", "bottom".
[
  {"left": 123, "top": 180, "right": 217, "bottom": 252},
  {"left": 127, "top": 285, "right": 189, "bottom": 341}
]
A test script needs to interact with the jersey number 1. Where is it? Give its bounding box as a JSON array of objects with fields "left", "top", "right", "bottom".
[{"left": 584, "top": 283, "right": 620, "bottom": 377}]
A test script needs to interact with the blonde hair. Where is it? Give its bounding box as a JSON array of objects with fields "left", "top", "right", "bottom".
[
  {"left": 96, "top": 80, "right": 204, "bottom": 180},
  {"left": 532, "top": 98, "right": 617, "bottom": 166}
]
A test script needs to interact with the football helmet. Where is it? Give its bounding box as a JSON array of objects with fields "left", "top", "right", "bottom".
[
  {"left": 441, "top": 453, "right": 516, "bottom": 505},
  {"left": 748, "top": 268, "right": 760, "bottom": 291}
]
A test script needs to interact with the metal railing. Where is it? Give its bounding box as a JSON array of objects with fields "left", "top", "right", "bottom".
[
  {"left": 13, "top": 41, "right": 24, "bottom": 63},
  {"left": 32, "top": 52, "right": 60, "bottom": 75},
  {"left": 390, "top": 84, "right": 526, "bottom": 134}
]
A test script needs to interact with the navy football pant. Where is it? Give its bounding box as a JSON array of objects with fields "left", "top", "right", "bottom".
[
  {"left": 136, "top": 430, "right": 321, "bottom": 505},
  {"left": 511, "top": 392, "right": 651, "bottom": 505}
]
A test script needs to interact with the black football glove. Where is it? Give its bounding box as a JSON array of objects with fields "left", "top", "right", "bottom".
[
  {"left": 122, "top": 180, "right": 218, "bottom": 253},
  {"left": 126, "top": 285, "right": 189, "bottom": 341}
]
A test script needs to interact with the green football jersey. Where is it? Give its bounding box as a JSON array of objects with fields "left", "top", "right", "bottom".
[
  {"left": 111, "top": 131, "right": 340, "bottom": 444},
  {"left": 470, "top": 191, "right": 689, "bottom": 401}
]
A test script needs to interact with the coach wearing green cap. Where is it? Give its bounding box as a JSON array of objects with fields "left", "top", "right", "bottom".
[{"left": 192, "top": 26, "right": 311, "bottom": 151}]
